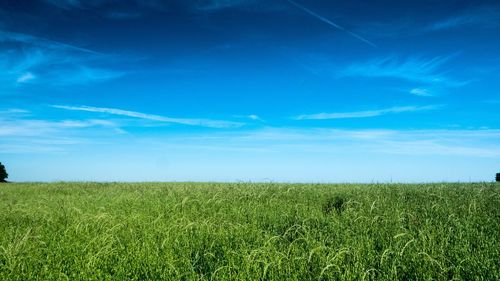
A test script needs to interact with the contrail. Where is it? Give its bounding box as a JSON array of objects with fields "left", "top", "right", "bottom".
[{"left": 286, "top": 0, "right": 376, "bottom": 47}]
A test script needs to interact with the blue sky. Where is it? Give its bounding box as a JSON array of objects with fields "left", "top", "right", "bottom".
[{"left": 1, "top": 0, "right": 499, "bottom": 182}]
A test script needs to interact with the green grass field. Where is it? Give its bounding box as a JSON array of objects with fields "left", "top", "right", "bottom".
[{"left": 0, "top": 182, "right": 498, "bottom": 280}]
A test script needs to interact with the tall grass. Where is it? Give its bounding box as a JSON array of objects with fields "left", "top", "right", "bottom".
[{"left": 0, "top": 182, "right": 498, "bottom": 280}]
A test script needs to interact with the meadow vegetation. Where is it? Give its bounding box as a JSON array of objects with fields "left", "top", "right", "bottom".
[{"left": 0, "top": 182, "right": 498, "bottom": 280}]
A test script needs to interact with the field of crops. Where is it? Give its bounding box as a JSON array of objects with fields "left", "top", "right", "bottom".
[{"left": 0, "top": 182, "right": 498, "bottom": 280}]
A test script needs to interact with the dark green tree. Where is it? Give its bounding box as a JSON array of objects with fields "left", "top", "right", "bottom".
[{"left": 0, "top": 162, "right": 8, "bottom": 182}]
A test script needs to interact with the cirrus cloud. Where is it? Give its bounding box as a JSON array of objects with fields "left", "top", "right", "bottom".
[
  {"left": 0, "top": 30, "right": 126, "bottom": 88},
  {"left": 295, "top": 105, "right": 442, "bottom": 120},
  {"left": 51, "top": 105, "right": 245, "bottom": 128}
]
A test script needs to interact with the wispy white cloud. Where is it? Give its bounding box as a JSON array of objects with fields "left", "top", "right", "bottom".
[
  {"left": 0, "top": 30, "right": 98, "bottom": 54},
  {"left": 247, "top": 114, "right": 261, "bottom": 121},
  {"left": 1, "top": 109, "right": 30, "bottom": 114},
  {"left": 135, "top": 127, "right": 500, "bottom": 158},
  {"left": 0, "top": 103, "right": 244, "bottom": 155},
  {"left": 0, "top": 30, "right": 125, "bottom": 87},
  {"left": 234, "top": 114, "right": 263, "bottom": 121},
  {"left": 3, "top": 119, "right": 500, "bottom": 158},
  {"left": 51, "top": 105, "right": 245, "bottom": 128},
  {"left": 16, "top": 72, "right": 36, "bottom": 84},
  {"left": 44, "top": 0, "right": 83, "bottom": 9},
  {"left": 286, "top": 0, "right": 376, "bottom": 47},
  {"left": 358, "top": 5, "right": 500, "bottom": 39},
  {"left": 43, "top": 0, "right": 174, "bottom": 21},
  {"left": 294, "top": 45, "right": 465, "bottom": 98},
  {"left": 0, "top": 109, "right": 31, "bottom": 119},
  {"left": 410, "top": 88, "right": 432, "bottom": 97},
  {"left": 429, "top": 6, "right": 500, "bottom": 31},
  {"left": 343, "top": 56, "right": 452, "bottom": 84},
  {"left": 44, "top": 0, "right": 166, "bottom": 10},
  {"left": 105, "top": 11, "right": 143, "bottom": 19},
  {"left": 341, "top": 55, "right": 468, "bottom": 96},
  {"left": 42, "top": 0, "right": 277, "bottom": 15},
  {"left": 0, "top": 118, "right": 115, "bottom": 137},
  {"left": 174, "top": 0, "right": 287, "bottom": 12},
  {"left": 0, "top": 107, "right": 124, "bottom": 153},
  {"left": 226, "top": 128, "right": 500, "bottom": 157},
  {"left": 295, "top": 105, "right": 441, "bottom": 120},
  {"left": 194, "top": 0, "right": 252, "bottom": 11}
]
